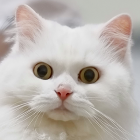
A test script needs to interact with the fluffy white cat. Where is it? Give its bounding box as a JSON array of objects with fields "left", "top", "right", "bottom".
[{"left": 0, "top": 5, "right": 138, "bottom": 140}]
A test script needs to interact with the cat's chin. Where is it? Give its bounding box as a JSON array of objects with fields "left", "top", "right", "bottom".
[{"left": 47, "top": 108, "right": 79, "bottom": 121}]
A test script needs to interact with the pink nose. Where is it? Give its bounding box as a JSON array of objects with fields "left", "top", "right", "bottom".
[{"left": 55, "top": 85, "right": 72, "bottom": 100}]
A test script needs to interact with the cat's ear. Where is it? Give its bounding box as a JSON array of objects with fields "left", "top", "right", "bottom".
[
  {"left": 100, "top": 14, "right": 132, "bottom": 59},
  {"left": 15, "top": 5, "right": 42, "bottom": 42}
]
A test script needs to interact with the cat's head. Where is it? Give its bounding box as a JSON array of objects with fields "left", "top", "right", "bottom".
[{"left": 0, "top": 5, "right": 133, "bottom": 122}]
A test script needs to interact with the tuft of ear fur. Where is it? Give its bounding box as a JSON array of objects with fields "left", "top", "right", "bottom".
[
  {"left": 16, "top": 5, "right": 42, "bottom": 42},
  {"left": 100, "top": 14, "right": 132, "bottom": 59}
]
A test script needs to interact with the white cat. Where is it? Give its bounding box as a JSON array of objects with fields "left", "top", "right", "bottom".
[{"left": 0, "top": 5, "right": 138, "bottom": 140}]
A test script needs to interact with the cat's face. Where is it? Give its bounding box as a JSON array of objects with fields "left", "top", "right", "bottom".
[{"left": 0, "top": 5, "right": 132, "bottom": 122}]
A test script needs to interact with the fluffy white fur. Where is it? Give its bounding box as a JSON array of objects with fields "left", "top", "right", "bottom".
[{"left": 0, "top": 5, "right": 138, "bottom": 140}]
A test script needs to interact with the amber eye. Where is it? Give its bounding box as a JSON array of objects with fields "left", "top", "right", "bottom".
[
  {"left": 79, "top": 67, "right": 99, "bottom": 84},
  {"left": 33, "top": 62, "right": 52, "bottom": 80}
]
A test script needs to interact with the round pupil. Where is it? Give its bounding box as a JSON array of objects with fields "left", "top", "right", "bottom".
[
  {"left": 37, "top": 65, "right": 48, "bottom": 77},
  {"left": 84, "top": 69, "right": 95, "bottom": 82}
]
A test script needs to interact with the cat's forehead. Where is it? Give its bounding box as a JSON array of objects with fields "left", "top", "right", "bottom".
[
  {"left": 37, "top": 23, "right": 102, "bottom": 56},
  {"left": 21, "top": 22, "right": 106, "bottom": 68}
]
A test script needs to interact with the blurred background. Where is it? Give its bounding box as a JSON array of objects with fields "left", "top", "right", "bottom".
[{"left": 0, "top": 0, "right": 139, "bottom": 107}]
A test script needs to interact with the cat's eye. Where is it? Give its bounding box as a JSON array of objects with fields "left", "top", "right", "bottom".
[
  {"left": 33, "top": 62, "right": 52, "bottom": 80},
  {"left": 79, "top": 67, "right": 99, "bottom": 84}
]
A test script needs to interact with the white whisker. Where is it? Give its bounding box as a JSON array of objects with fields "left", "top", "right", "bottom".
[
  {"left": 89, "top": 105, "right": 137, "bottom": 139},
  {"left": 22, "top": 110, "right": 41, "bottom": 140},
  {"left": 84, "top": 109, "right": 118, "bottom": 140}
]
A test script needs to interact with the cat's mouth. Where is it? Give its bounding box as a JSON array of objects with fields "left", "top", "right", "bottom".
[
  {"left": 47, "top": 104, "right": 79, "bottom": 121},
  {"left": 53, "top": 104, "right": 72, "bottom": 114},
  {"left": 55, "top": 104, "right": 69, "bottom": 111}
]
